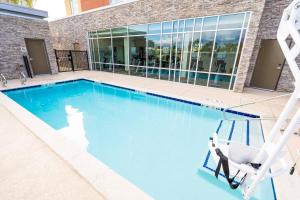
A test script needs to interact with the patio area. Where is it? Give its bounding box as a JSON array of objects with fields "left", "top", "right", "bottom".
[{"left": 0, "top": 71, "right": 299, "bottom": 200}]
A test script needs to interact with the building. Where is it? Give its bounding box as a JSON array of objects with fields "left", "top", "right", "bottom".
[
  {"left": 49, "top": 0, "right": 294, "bottom": 93},
  {"left": 0, "top": 0, "right": 295, "bottom": 93},
  {"left": 0, "top": 3, "right": 57, "bottom": 78},
  {"left": 64, "top": 0, "right": 130, "bottom": 16},
  {"left": 0, "top": 0, "right": 34, "bottom": 7}
]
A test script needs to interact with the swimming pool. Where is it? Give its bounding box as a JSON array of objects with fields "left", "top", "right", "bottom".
[{"left": 3, "top": 79, "right": 275, "bottom": 200}]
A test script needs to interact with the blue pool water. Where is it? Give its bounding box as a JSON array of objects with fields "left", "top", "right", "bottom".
[{"left": 3, "top": 79, "right": 275, "bottom": 200}]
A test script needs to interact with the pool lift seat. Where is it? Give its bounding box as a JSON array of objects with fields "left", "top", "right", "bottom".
[
  {"left": 208, "top": 0, "right": 300, "bottom": 199},
  {"left": 208, "top": 133, "right": 287, "bottom": 186}
]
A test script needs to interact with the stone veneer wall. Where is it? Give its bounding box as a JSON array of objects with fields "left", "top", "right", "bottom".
[
  {"left": 49, "top": 0, "right": 266, "bottom": 92},
  {"left": 0, "top": 14, "right": 57, "bottom": 79},
  {"left": 246, "top": 0, "right": 295, "bottom": 92}
]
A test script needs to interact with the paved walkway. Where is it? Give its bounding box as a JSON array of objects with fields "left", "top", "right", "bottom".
[{"left": 0, "top": 103, "right": 104, "bottom": 200}]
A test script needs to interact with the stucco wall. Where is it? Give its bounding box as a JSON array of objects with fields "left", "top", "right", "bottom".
[
  {"left": 246, "top": 0, "right": 295, "bottom": 92},
  {"left": 49, "top": 0, "right": 266, "bottom": 92},
  {"left": 0, "top": 14, "right": 58, "bottom": 79}
]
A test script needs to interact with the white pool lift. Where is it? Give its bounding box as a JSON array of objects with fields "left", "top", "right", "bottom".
[{"left": 208, "top": 0, "right": 300, "bottom": 199}]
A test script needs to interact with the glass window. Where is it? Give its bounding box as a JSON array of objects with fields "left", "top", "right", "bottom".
[
  {"left": 185, "top": 19, "right": 194, "bottom": 32},
  {"left": 173, "top": 70, "right": 180, "bottom": 82},
  {"left": 190, "top": 32, "right": 201, "bottom": 71},
  {"left": 244, "top": 12, "right": 251, "bottom": 28},
  {"left": 161, "top": 34, "right": 171, "bottom": 68},
  {"left": 149, "top": 23, "right": 161, "bottom": 34},
  {"left": 97, "top": 29, "right": 111, "bottom": 37},
  {"left": 130, "top": 66, "right": 146, "bottom": 77},
  {"left": 160, "top": 69, "right": 169, "bottom": 80},
  {"left": 188, "top": 71, "right": 196, "bottom": 84},
  {"left": 94, "top": 63, "right": 101, "bottom": 71},
  {"left": 198, "top": 31, "right": 215, "bottom": 71},
  {"left": 234, "top": 29, "right": 246, "bottom": 74},
  {"left": 90, "top": 31, "right": 98, "bottom": 38},
  {"left": 181, "top": 32, "right": 193, "bottom": 71},
  {"left": 208, "top": 74, "right": 231, "bottom": 89},
  {"left": 147, "top": 35, "right": 161, "bottom": 67},
  {"left": 218, "top": 13, "right": 245, "bottom": 29},
  {"left": 170, "top": 34, "right": 177, "bottom": 69},
  {"left": 99, "top": 38, "right": 112, "bottom": 64},
  {"left": 111, "top": 27, "right": 127, "bottom": 37},
  {"left": 194, "top": 18, "right": 203, "bottom": 31},
  {"left": 179, "top": 71, "right": 189, "bottom": 83},
  {"left": 173, "top": 21, "right": 178, "bottom": 32},
  {"left": 162, "top": 22, "right": 172, "bottom": 33},
  {"left": 230, "top": 76, "right": 236, "bottom": 90},
  {"left": 147, "top": 67, "right": 159, "bottom": 79},
  {"left": 169, "top": 70, "right": 175, "bottom": 81},
  {"left": 89, "top": 39, "right": 95, "bottom": 63},
  {"left": 93, "top": 39, "right": 100, "bottom": 62},
  {"left": 212, "top": 30, "right": 241, "bottom": 74},
  {"left": 129, "top": 36, "right": 146, "bottom": 66},
  {"left": 203, "top": 16, "right": 218, "bottom": 31},
  {"left": 198, "top": 53, "right": 211, "bottom": 72},
  {"left": 114, "top": 64, "right": 129, "bottom": 75},
  {"left": 112, "top": 37, "right": 126, "bottom": 65},
  {"left": 100, "top": 63, "right": 113, "bottom": 72},
  {"left": 91, "top": 63, "right": 96, "bottom": 70},
  {"left": 175, "top": 33, "right": 183, "bottom": 69},
  {"left": 128, "top": 24, "right": 147, "bottom": 35},
  {"left": 195, "top": 72, "right": 208, "bottom": 86},
  {"left": 178, "top": 20, "right": 185, "bottom": 32},
  {"left": 90, "top": 12, "right": 250, "bottom": 90}
]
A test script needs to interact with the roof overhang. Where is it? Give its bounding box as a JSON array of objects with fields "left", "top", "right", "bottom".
[{"left": 0, "top": 3, "right": 48, "bottom": 19}]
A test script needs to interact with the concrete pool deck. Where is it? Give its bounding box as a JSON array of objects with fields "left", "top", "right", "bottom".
[{"left": 0, "top": 71, "right": 300, "bottom": 200}]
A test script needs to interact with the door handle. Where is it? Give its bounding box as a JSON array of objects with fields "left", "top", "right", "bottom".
[{"left": 276, "top": 64, "right": 282, "bottom": 70}]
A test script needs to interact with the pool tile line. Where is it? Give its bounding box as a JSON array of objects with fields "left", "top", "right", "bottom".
[
  {"left": 0, "top": 78, "right": 260, "bottom": 118},
  {"left": 226, "top": 121, "right": 236, "bottom": 145},
  {"left": 246, "top": 120, "right": 250, "bottom": 146},
  {"left": 202, "top": 120, "right": 277, "bottom": 200}
]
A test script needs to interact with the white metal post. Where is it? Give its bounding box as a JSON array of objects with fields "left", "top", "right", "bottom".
[
  {"left": 244, "top": 95, "right": 300, "bottom": 198},
  {"left": 254, "top": 86, "right": 300, "bottom": 163},
  {"left": 243, "top": 1, "right": 300, "bottom": 198}
]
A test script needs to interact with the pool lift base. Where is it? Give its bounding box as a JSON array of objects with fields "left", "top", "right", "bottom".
[{"left": 208, "top": 0, "right": 300, "bottom": 199}]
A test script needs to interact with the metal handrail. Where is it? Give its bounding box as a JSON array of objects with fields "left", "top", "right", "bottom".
[
  {"left": 0, "top": 73, "right": 7, "bottom": 87},
  {"left": 19, "top": 71, "right": 27, "bottom": 85},
  {"left": 223, "top": 93, "right": 292, "bottom": 121}
]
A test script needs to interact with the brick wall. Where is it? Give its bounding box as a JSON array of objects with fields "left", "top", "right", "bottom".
[
  {"left": 0, "top": 14, "right": 58, "bottom": 79},
  {"left": 49, "top": 0, "right": 266, "bottom": 92}
]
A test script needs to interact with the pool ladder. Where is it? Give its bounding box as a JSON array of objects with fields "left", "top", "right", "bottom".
[
  {"left": 0, "top": 73, "right": 7, "bottom": 87},
  {"left": 20, "top": 71, "right": 27, "bottom": 85}
]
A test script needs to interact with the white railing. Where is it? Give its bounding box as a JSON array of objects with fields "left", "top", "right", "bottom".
[
  {"left": 19, "top": 71, "right": 27, "bottom": 85},
  {"left": 0, "top": 73, "right": 7, "bottom": 87}
]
